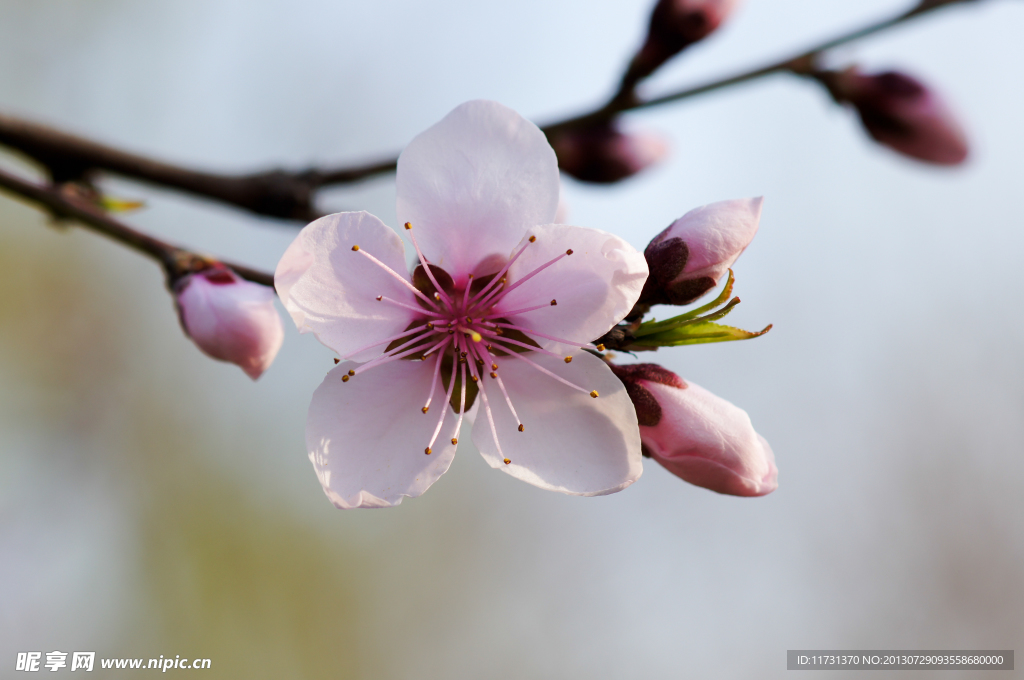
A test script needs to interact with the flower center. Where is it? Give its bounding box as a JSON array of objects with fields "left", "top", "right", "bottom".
[{"left": 345, "top": 223, "right": 604, "bottom": 465}]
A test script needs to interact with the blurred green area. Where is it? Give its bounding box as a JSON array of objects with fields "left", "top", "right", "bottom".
[{"left": 0, "top": 202, "right": 373, "bottom": 679}]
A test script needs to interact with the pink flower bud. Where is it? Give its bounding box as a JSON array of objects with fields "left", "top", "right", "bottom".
[
  {"left": 641, "top": 197, "right": 762, "bottom": 305},
  {"left": 629, "top": 0, "right": 742, "bottom": 81},
  {"left": 610, "top": 363, "right": 777, "bottom": 496},
  {"left": 175, "top": 268, "right": 284, "bottom": 380},
  {"left": 824, "top": 68, "right": 968, "bottom": 165},
  {"left": 550, "top": 124, "right": 668, "bottom": 184}
]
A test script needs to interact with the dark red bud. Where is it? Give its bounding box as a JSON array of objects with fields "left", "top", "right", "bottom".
[{"left": 550, "top": 124, "right": 667, "bottom": 184}]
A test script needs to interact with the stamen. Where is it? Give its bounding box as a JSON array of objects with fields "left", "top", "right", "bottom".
[
  {"left": 354, "top": 336, "right": 446, "bottom": 375},
  {"left": 342, "top": 323, "right": 432, "bottom": 359},
  {"left": 503, "top": 350, "right": 593, "bottom": 395},
  {"left": 405, "top": 221, "right": 455, "bottom": 310},
  {"left": 467, "top": 237, "right": 534, "bottom": 306},
  {"left": 378, "top": 295, "right": 434, "bottom": 316},
  {"left": 421, "top": 339, "right": 451, "bottom": 414},
  {"left": 333, "top": 358, "right": 340, "bottom": 364},
  {"left": 354, "top": 247, "right": 439, "bottom": 309},
  {"left": 488, "top": 322, "right": 597, "bottom": 349},
  {"left": 471, "top": 360, "right": 509, "bottom": 466},
  {"left": 596, "top": 344, "right": 605, "bottom": 351},
  {"left": 425, "top": 350, "right": 460, "bottom": 453},
  {"left": 477, "top": 329, "right": 563, "bottom": 358},
  {"left": 462, "top": 274, "right": 473, "bottom": 309},
  {"left": 477, "top": 301, "right": 558, "bottom": 319},
  {"left": 478, "top": 347, "right": 523, "bottom": 431},
  {"left": 451, "top": 362, "right": 467, "bottom": 450},
  {"left": 504, "top": 458, "right": 511, "bottom": 465},
  {"left": 483, "top": 250, "right": 571, "bottom": 306},
  {"left": 564, "top": 356, "right": 572, "bottom": 363},
  {"left": 590, "top": 390, "right": 599, "bottom": 398}
]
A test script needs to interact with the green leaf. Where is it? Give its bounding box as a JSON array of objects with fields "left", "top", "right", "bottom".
[
  {"left": 633, "top": 269, "right": 736, "bottom": 338},
  {"left": 631, "top": 321, "right": 772, "bottom": 347}
]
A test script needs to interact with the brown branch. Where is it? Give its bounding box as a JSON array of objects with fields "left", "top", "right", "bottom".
[
  {"left": 0, "top": 0, "right": 980, "bottom": 221},
  {"left": 542, "top": 0, "right": 979, "bottom": 134},
  {"left": 0, "top": 167, "right": 275, "bottom": 287},
  {"left": 0, "top": 112, "right": 395, "bottom": 222}
]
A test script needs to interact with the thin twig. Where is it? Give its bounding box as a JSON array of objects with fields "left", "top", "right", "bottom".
[
  {"left": 0, "top": 0, "right": 977, "bottom": 221},
  {"left": 542, "top": 0, "right": 973, "bottom": 133},
  {"left": 0, "top": 168, "right": 275, "bottom": 287}
]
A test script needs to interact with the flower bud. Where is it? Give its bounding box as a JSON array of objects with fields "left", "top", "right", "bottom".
[
  {"left": 822, "top": 68, "right": 968, "bottom": 165},
  {"left": 609, "top": 362, "right": 777, "bottom": 496},
  {"left": 640, "top": 197, "right": 762, "bottom": 306},
  {"left": 628, "top": 0, "right": 742, "bottom": 82},
  {"left": 550, "top": 124, "right": 668, "bottom": 184},
  {"left": 175, "top": 268, "right": 284, "bottom": 380}
]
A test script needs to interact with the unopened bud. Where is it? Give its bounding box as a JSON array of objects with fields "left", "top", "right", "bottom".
[
  {"left": 175, "top": 267, "right": 284, "bottom": 380},
  {"left": 627, "top": 0, "right": 742, "bottom": 82},
  {"left": 609, "top": 362, "right": 777, "bottom": 497},
  {"left": 821, "top": 68, "right": 968, "bottom": 165},
  {"left": 640, "top": 197, "right": 762, "bottom": 306},
  {"left": 550, "top": 124, "right": 668, "bottom": 184}
]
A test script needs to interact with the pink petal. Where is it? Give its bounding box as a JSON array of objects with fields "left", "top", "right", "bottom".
[
  {"left": 396, "top": 100, "right": 560, "bottom": 281},
  {"left": 177, "top": 270, "right": 284, "bottom": 380},
  {"left": 275, "top": 211, "right": 418, "bottom": 362},
  {"left": 652, "top": 197, "right": 763, "bottom": 283},
  {"left": 641, "top": 380, "right": 777, "bottom": 496},
  {"left": 307, "top": 360, "right": 460, "bottom": 509},
  {"left": 470, "top": 352, "right": 642, "bottom": 496},
  {"left": 494, "top": 223, "right": 648, "bottom": 353}
]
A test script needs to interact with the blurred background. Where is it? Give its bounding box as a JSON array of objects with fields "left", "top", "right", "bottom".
[{"left": 1, "top": 0, "right": 1022, "bottom": 677}]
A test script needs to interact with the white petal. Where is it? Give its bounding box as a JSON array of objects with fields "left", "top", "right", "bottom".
[
  {"left": 177, "top": 271, "right": 283, "bottom": 380},
  {"left": 396, "top": 100, "right": 560, "bottom": 279},
  {"left": 494, "top": 224, "right": 648, "bottom": 353},
  {"left": 471, "top": 351, "right": 642, "bottom": 496},
  {"left": 275, "top": 211, "right": 419, "bottom": 362},
  {"left": 659, "top": 197, "right": 763, "bottom": 282},
  {"left": 307, "top": 361, "right": 460, "bottom": 509}
]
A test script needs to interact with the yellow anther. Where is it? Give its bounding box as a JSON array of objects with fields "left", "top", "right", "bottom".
[
  {"left": 422, "top": 406, "right": 429, "bottom": 413},
  {"left": 590, "top": 390, "right": 599, "bottom": 398},
  {"left": 490, "top": 372, "right": 497, "bottom": 378},
  {"left": 528, "top": 235, "right": 536, "bottom": 243},
  {"left": 451, "top": 438, "right": 458, "bottom": 445},
  {"left": 427, "top": 323, "right": 434, "bottom": 329},
  {"left": 503, "top": 458, "right": 511, "bottom": 465},
  {"left": 460, "top": 351, "right": 467, "bottom": 358},
  {"left": 471, "top": 375, "right": 479, "bottom": 383},
  {"left": 341, "top": 375, "right": 350, "bottom": 382},
  {"left": 404, "top": 222, "right": 412, "bottom": 230},
  {"left": 434, "top": 292, "right": 441, "bottom": 300},
  {"left": 595, "top": 344, "right": 605, "bottom": 351},
  {"left": 550, "top": 299, "right": 557, "bottom": 306},
  {"left": 491, "top": 363, "right": 498, "bottom": 371},
  {"left": 518, "top": 424, "right": 524, "bottom": 432},
  {"left": 333, "top": 358, "right": 340, "bottom": 364},
  {"left": 566, "top": 248, "right": 573, "bottom": 255},
  {"left": 424, "top": 447, "right": 432, "bottom": 455},
  {"left": 564, "top": 356, "right": 573, "bottom": 364},
  {"left": 348, "top": 370, "right": 355, "bottom": 376}
]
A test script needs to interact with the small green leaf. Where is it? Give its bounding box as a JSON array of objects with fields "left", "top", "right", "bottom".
[
  {"left": 631, "top": 321, "right": 772, "bottom": 347},
  {"left": 633, "top": 269, "right": 736, "bottom": 338},
  {"left": 97, "top": 195, "right": 146, "bottom": 213}
]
